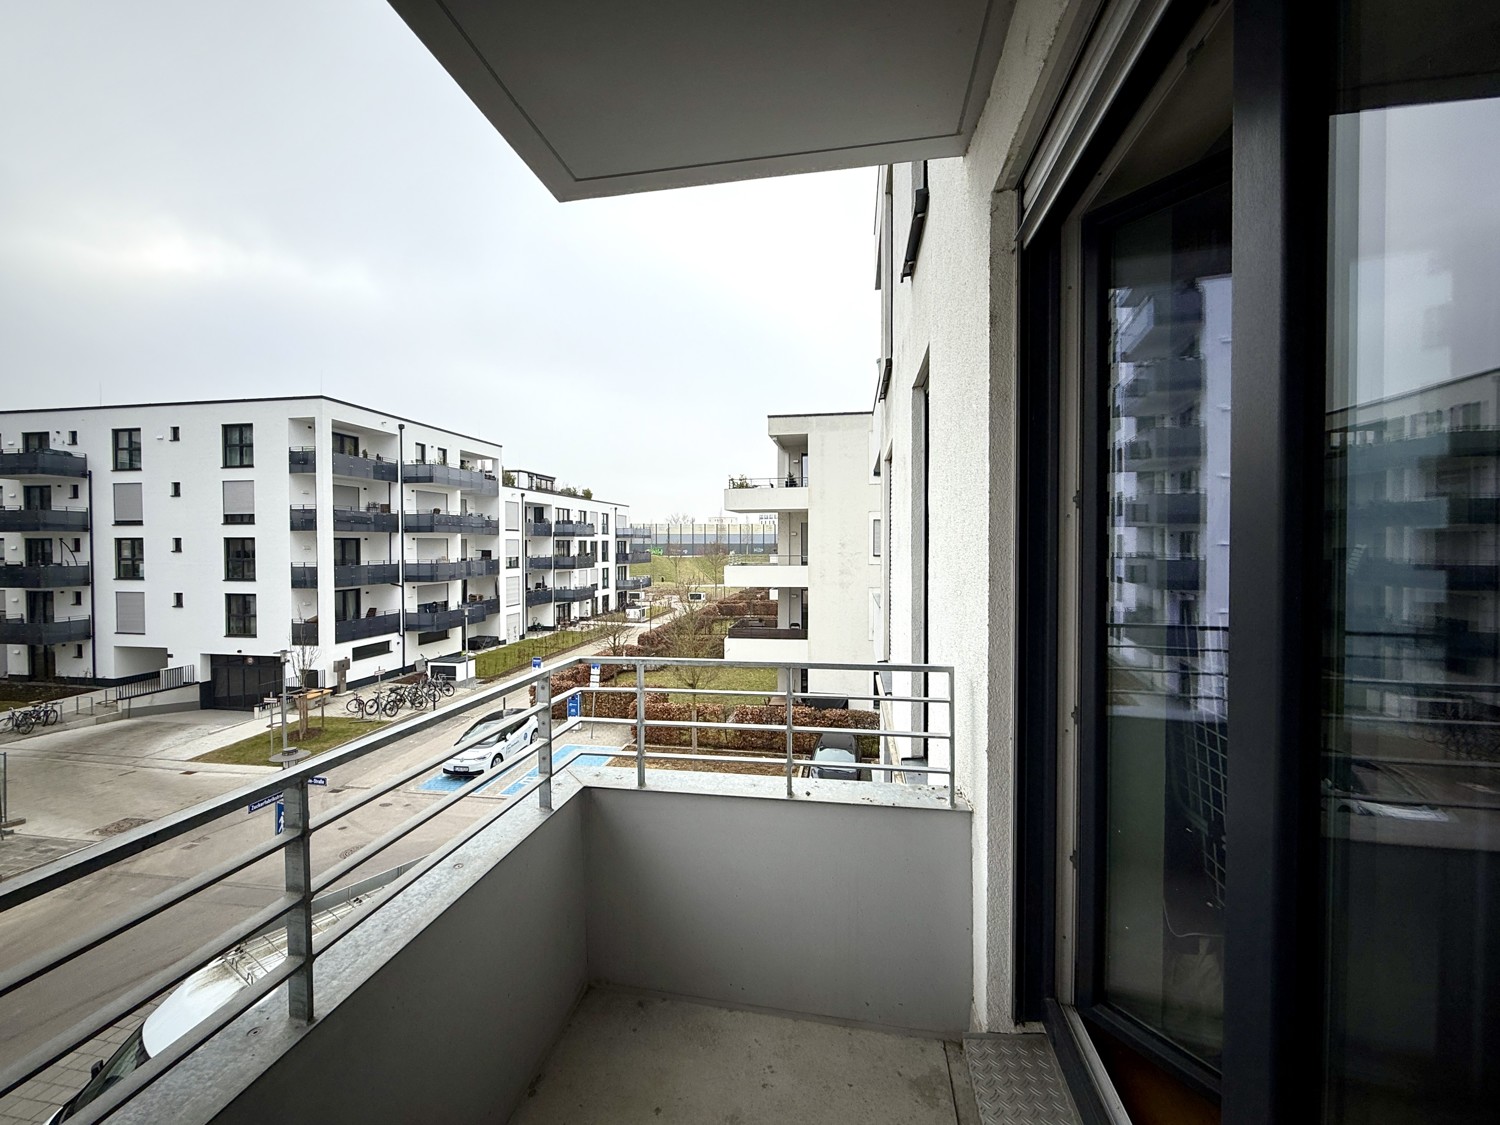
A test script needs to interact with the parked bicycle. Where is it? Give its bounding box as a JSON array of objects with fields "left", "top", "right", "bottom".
[{"left": 2, "top": 701, "right": 59, "bottom": 735}]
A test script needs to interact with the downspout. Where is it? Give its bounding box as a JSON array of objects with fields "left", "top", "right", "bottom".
[
  {"left": 86, "top": 468, "right": 97, "bottom": 680},
  {"left": 397, "top": 424, "right": 406, "bottom": 671}
]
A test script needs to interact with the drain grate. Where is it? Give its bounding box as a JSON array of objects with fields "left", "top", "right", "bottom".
[{"left": 91, "top": 817, "right": 153, "bottom": 837}]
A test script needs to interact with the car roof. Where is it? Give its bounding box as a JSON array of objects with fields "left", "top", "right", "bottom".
[{"left": 816, "top": 732, "right": 857, "bottom": 752}]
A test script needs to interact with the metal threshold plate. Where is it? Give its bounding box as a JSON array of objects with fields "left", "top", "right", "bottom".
[{"left": 964, "top": 1034, "right": 1083, "bottom": 1125}]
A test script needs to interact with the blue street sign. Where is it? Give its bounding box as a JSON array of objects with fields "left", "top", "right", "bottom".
[
  {"left": 531, "top": 657, "right": 542, "bottom": 669},
  {"left": 247, "top": 792, "right": 283, "bottom": 814},
  {"left": 309, "top": 776, "right": 328, "bottom": 786},
  {"left": 274, "top": 801, "right": 285, "bottom": 836},
  {"left": 567, "top": 695, "right": 580, "bottom": 718}
]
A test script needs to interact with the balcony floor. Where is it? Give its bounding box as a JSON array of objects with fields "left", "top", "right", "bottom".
[{"left": 509, "top": 986, "right": 978, "bottom": 1125}]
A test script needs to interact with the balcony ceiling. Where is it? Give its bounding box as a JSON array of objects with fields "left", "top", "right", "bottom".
[{"left": 388, "top": 0, "right": 1014, "bottom": 200}]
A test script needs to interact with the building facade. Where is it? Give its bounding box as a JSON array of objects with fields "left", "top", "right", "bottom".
[
  {"left": 0, "top": 399, "right": 628, "bottom": 707},
  {"left": 721, "top": 412, "right": 880, "bottom": 700}
]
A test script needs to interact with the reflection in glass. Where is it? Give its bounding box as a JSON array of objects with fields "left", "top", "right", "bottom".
[
  {"left": 1102, "top": 180, "right": 1230, "bottom": 1065},
  {"left": 1323, "top": 92, "right": 1500, "bottom": 1123}
]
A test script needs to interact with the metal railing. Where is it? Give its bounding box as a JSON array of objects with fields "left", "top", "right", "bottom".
[
  {"left": 401, "top": 462, "right": 499, "bottom": 494},
  {"left": 553, "top": 521, "right": 596, "bottom": 537},
  {"left": 0, "top": 507, "right": 90, "bottom": 533},
  {"left": 0, "top": 654, "right": 955, "bottom": 1125},
  {"left": 727, "top": 553, "right": 808, "bottom": 567},
  {"left": 110, "top": 664, "right": 197, "bottom": 702},
  {"left": 726, "top": 475, "right": 809, "bottom": 489},
  {"left": 402, "top": 512, "right": 499, "bottom": 535},
  {"left": 0, "top": 450, "right": 88, "bottom": 478},
  {"left": 333, "top": 611, "right": 400, "bottom": 643},
  {"left": 0, "top": 564, "right": 92, "bottom": 589},
  {"left": 727, "top": 620, "right": 808, "bottom": 640},
  {"left": 626, "top": 549, "right": 653, "bottom": 564},
  {"left": 290, "top": 564, "right": 317, "bottom": 589},
  {"left": 0, "top": 616, "right": 92, "bottom": 644}
]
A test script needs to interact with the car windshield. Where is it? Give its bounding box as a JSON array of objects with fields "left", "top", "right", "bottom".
[
  {"left": 60, "top": 1027, "right": 149, "bottom": 1119},
  {"left": 457, "top": 708, "right": 521, "bottom": 744}
]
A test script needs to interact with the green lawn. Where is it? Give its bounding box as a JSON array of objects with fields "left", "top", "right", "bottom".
[
  {"left": 474, "top": 627, "right": 599, "bottom": 680},
  {"left": 193, "top": 715, "right": 383, "bottom": 766},
  {"left": 643, "top": 664, "right": 778, "bottom": 707}
]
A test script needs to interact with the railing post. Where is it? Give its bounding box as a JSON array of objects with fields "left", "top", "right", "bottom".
[
  {"left": 635, "top": 661, "right": 646, "bottom": 788},
  {"left": 948, "top": 669, "right": 958, "bottom": 808},
  {"left": 537, "top": 674, "right": 553, "bottom": 812},
  {"left": 282, "top": 777, "right": 314, "bottom": 1022},
  {"left": 785, "top": 666, "right": 797, "bottom": 798}
]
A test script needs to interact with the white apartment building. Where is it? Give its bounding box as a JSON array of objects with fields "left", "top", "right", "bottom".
[
  {"left": 722, "top": 412, "right": 880, "bottom": 700},
  {"left": 502, "top": 469, "right": 639, "bottom": 631},
  {"left": 0, "top": 398, "right": 628, "bottom": 709}
]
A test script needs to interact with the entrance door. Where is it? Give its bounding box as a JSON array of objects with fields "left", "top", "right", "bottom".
[{"left": 23, "top": 485, "right": 51, "bottom": 512}]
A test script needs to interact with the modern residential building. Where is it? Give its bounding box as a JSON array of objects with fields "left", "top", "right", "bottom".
[
  {"left": 722, "top": 412, "right": 880, "bottom": 699},
  {"left": 11, "top": 4, "right": 1496, "bottom": 1125},
  {"left": 0, "top": 400, "right": 628, "bottom": 707},
  {"left": 502, "top": 469, "right": 635, "bottom": 625},
  {"left": 629, "top": 518, "right": 777, "bottom": 557}
]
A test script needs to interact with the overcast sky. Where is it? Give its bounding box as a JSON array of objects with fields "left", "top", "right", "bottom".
[{"left": 0, "top": 1, "right": 878, "bottom": 518}]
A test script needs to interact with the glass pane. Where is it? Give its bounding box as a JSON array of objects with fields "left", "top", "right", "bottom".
[
  {"left": 1323, "top": 14, "right": 1500, "bottom": 1118},
  {"left": 1101, "top": 179, "right": 1231, "bottom": 1066}
]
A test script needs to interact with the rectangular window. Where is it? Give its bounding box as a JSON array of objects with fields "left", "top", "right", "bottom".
[
  {"left": 169, "top": 426, "right": 179, "bottom": 442},
  {"left": 417, "top": 629, "right": 448, "bottom": 646},
  {"left": 21, "top": 431, "right": 49, "bottom": 452},
  {"left": 113, "top": 482, "right": 143, "bottom": 524},
  {"left": 225, "top": 593, "right": 257, "bottom": 637},
  {"left": 602, "top": 514, "right": 609, "bottom": 534},
  {"left": 172, "top": 538, "right": 182, "bottom": 553},
  {"left": 435, "top": 447, "right": 447, "bottom": 465},
  {"left": 115, "top": 590, "right": 145, "bottom": 634},
  {"left": 352, "top": 640, "right": 391, "bottom": 661},
  {"left": 505, "top": 576, "right": 521, "bottom": 606},
  {"left": 71, "top": 591, "right": 82, "bottom": 607},
  {"left": 173, "top": 593, "right": 184, "bottom": 608},
  {"left": 224, "top": 538, "right": 256, "bottom": 581},
  {"left": 871, "top": 517, "right": 882, "bottom": 558},
  {"left": 222, "top": 423, "right": 254, "bottom": 468},
  {"left": 170, "top": 482, "right": 181, "bottom": 498},
  {"left": 333, "top": 432, "right": 360, "bottom": 456},
  {"left": 112, "top": 428, "right": 141, "bottom": 470},
  {"left": 413, "top": 441, "right": 426, "bottom": 462},
  {"left": 334, "top": 589, "right": 361, "bottom": 622},
  {"left": 222, "top": 480, "right": 255, "bottom": 525},
  {"left": 115, "top": 538, "right": 144, "bottom": 580},
  {"left": 68, "top": 484, "right": 79, "bottom": 500},
  {"left": 334, "top": 538, "right": 361, "bottom": 566},
  {"left": 505, "top": 501, "right": 520, "bottom": 531},
  {"left": 67, "top": 430, "right": 77, "bottom": 446},
  {"left": 602, "top": 541, "right": 610, "bottom": 561}
]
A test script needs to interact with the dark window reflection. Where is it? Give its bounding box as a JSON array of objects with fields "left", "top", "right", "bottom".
[
  {"left": 1324, "top": 10, "right": 1500, "bottom": 1119},
  {"left": 1102, "top": 179, "right": 1231, "bottom": 1066}
]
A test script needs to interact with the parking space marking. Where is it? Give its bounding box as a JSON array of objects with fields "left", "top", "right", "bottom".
[{"left": 415, "top": 744, "right": 613, "bottom": 796}]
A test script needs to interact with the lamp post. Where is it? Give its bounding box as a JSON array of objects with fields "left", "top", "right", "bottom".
[{"left": 279, "top": 648, "right": 290, "bottom": 758}]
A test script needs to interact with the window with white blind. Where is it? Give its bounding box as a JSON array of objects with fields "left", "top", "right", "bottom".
[
  {"left": 223, "top": 480, "right": 255, "bottom": 525},
  {"left": 504, "top": 501, "right": 520, "bottom": 531},
  {"left": 113, "top": 482, "right": 143, "bottom": 524},
  {"left": 116, "top": 590, "right": 145, "bottom": 634},
  {"left": 505, "top": 576, "right": 521, "bottom": 606}
]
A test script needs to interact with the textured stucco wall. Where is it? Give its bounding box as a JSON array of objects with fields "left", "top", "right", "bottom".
[{"left": 877, "top": 0, "right": 1079, "bottom": 1031}]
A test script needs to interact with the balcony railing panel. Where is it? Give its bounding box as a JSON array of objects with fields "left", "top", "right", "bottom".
[
  {"left": 528, "top": 521, "right": 553, "bottom": 537},
  {"left": 553, "top": 585, "right": 597, "bottom": 603},
  {"left": 527, "top": 556, "right": 555, "bottom": 571},
  {"left": 331, "top": 507, "right": 398, "bottom": 533},
  {"left": 0, "top": 450, "right": 88, "bottom": 478},
  {"left": 617, "top": 576, "right": 651, "bottom": 591},
  {"left": 332, "top": 451, "right": 398, "bottom": 482},
  {"left": 0, "top": 564, "right": 91, "bottom": 589},
  {"left": 289, "top": 506, "right": 318, "bottom": 532},
  {"left": 289, "top": 565, "right": 318, "bottom": 589},
  {"left": 553, "top": 521, "right": 596, "bottom": 536},
  {"left": 333, "top": 611, "right": 401, "bottom": 643},
  {"left": 402, "top": 462, "right": 500, "bottom": 494},
  {"left": 287, "top": 447, "right": 316, "bottom": 473},
  {"left": 333, "top": 563, "right": 400, "bottom": 587},
  {"left": 402, "top": 512, "right": 499, "bottom": 535},
  {"left": 0, "top": 508, "right": 90, "bottom": 533},
  {"left": 406, "top": 606, "right": 469, "bottom": 632},
  {"left": 0, "top": 615, "right": 92, "bottom": 643},
  {"left": 290, "top": 620, "right": 319, "bottom": 646},
  {"left": 526, "top": 588, "right": 554, "bottom": 606},
  {"left": 626, "top": 549, "right": 653, "bottom": 564},
  {"left": 727, "top": 619, "right": 808, "bottom": 640}
]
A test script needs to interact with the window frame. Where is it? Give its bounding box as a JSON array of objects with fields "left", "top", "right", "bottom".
[
  {"left": 114, "top": 537, "right": 144, "bottom": 581},
  {"left": 112, "top": 428, "right": 141, "bottom": 471},
  {"left": 221, "top": 423, "right": 254, "bottom": 468},
  {"left": 224, "top": 593, "right": 257, "bottom": 638},
  {"left": 223, "top": 537, "right": 256, "bottom": 582}
]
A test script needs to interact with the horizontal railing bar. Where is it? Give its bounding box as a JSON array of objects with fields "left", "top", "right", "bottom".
[
  {"left": 581, "top": 714, "right": 952, "bottom": 741},
  {"left": 586, "top": 655, "right": 955, "bottom": 675},
  {"left": 67, "top": 954, "right": 299, "bottom": 1125},
  {"left": 576, "top": 684, "right": 953, "bottom": 706},
  {"left": 0, "top": 835, "right": 287, "bottom": 1002},
  {"left": 0, "top": 894, "right": 297, "bottom": 1102},
  {"left": 593, "top": 749, "right": 955, "bottom": 777}
]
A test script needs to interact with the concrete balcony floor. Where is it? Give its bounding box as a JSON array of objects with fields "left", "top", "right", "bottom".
[{"left": 512, "top": 986, "right": 973, "bottom": 1125}]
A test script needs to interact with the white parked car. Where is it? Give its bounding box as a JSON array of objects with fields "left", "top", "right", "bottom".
[{"left": 441, "top": 707, "right": 539, "bottom": 776}]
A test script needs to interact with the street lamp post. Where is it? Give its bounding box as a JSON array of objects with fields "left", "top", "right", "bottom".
[{"left": 279, "top": 648, "right": 290, "bottom": 759}]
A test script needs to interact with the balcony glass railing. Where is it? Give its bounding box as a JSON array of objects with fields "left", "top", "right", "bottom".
[
  {"left": 0, "top": 564, "right": 91, "bottom": 589},
  {"left": 0, "top": 449, "right": 88, "bottom": 478},
  {"left": 290, "top": 565, "right": 317, "bottom": 589},
  {"left": 333, "top": 563, "right": 400, "bottom": 588},
  {"left": 553, "top": 521, "right": 596, "bottom": 536},
  {"left": 528, "top": 520, "right": 553, "bottom": 537},
  {"left": 402, "top": 511, "right": 499, "bottom": 535},
  {"left": 0, "top": 615, "right": 92, "bottom": 643},
  {"left": 726, "top": 474, "right": 809, "bottom": 489},
  {"left": 626, "top": 549, "right": 653, "bottom": 564},
  {"left": 0, "top": 507, "right": 90, "bottom": 533},
  {"left": 401, "top": 462, "right": 499, "bottom": 494},
  {"left": 333, "top": 611, "right": 400, "bottom": 643},
  {"left": 332, "top": 507, "right": 398, "bottom": 533}
]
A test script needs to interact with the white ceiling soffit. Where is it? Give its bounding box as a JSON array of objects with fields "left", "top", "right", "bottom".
[{"left": 388, "top": 0, "right": 1014, "bottom": 201}]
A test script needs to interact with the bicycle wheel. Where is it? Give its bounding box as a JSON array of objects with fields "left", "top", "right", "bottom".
[
  {"left": 346, "top": 697, "right": 365, "bottom": 717},
  {"left": 15, "top": 712, "right": 34, "bottom": 734},
  {"left": 361, "top": 697, "right": 382, "bottom": 719},
  {"left": 382, "top": 698, "right": 401, "bottom": 718},
  {"left": 44, "top": 705, "right": 59, "bottom": 726},
  {"left": 438, "top": 680, "right": 455, "bottom": 698}
]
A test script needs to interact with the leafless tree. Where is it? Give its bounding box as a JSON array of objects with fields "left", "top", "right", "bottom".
[{"left": 664, "top": 604, "right": 725, "bottom": 749}]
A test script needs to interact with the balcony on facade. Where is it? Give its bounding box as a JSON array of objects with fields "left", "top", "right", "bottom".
[
  {"left": 289, "top": 506, "right": 318, "bottom": 532},
  {"left": 290, "top": 507, "right": 400, "bottom": 534},
  {"left": 627, "top": 526, "right": 652, "bottom": 539},
  {"left": 1119, "top": 357, "right": 1205, "bottom": 410},
  {"left": 406, "top": 604, "right": 470, "bottom": 632},
  {"left": 0, "top": 564, "right": 91, "bottom": 589},
  {"left": 725, "top": 555, "right": 808, "bottom": 589},
  {"left": 289, "top": 564, "right": 316, "bottom": 589},
  {"left": 551, "top": 555, "right": 589, "bottom": 570},
  {"left": 402, "top": 511, "right": 499, "bottom": 535},
  {"left": 288, "top": 447, "right": 400, "bottom": 483},
  {"left": 333, "top": 611, "right": 401, "bottom": 644},
  {"left": 334, "top": 563, "right": 400, "bottom": 588},
  {"left": 0, "top": 449, "right": 88, "bottom": 478},
  {"left": 1122, "top": 554, "right": 1205, "bottom": 590},
  {"left": 526, "top": 556, "right": 554, "bottom": 571},
  {"left": 1121, "top": 425, "right": 1205, "bottom": 469},
  {"left": 0, "top": 615, "right": 92, "bottom": 644},
  {"left": 553, "top": 520, "right": 595, "bottom": 536},
  {"left": 1122, "top": 490, "right": 1206, "bottom": 525},
  {"left": 290, "top": 620, "right": 319, "bottom": 647},
  {"left": 405, "top": 558, "right": 499, "bottom": 583},
  {"left": 552, "top": 585, "right": 597, "bottom": 604},
  {"left": 525, "top": 587, "right": 554, "bottom": 607},
  {"left": 617, "top": 576, "right": 651, "bottom": 591},
  {"left": 0, "top": 507, "right": 90, "bottom": 533},
  {"left": 402, "top": 461, "right": 500, "bottom": 495},
  {"left": 527, "top": 520, "right": 553, "bottom": 537},
  {"left": 626, "top": 549, "right": 652, "bottom": 564},
  {"left": 723, "top": 476, "right": 810, "bottom": 514}
]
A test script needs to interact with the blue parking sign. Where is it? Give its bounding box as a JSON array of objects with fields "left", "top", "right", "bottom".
[
  {"left": 567, "top": 695, "right": 580, "bottom": 717},
  {"left": 532, "top": 657, "right": 542, "bottom": 669}
]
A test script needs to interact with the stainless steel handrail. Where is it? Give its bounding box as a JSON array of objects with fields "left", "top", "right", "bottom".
[{"left": 0, "top": 654, "right": 956, "bottom": 1122}]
